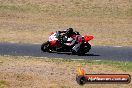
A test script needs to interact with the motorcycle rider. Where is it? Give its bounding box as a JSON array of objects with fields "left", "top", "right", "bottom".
[
  {"left": 57, "top": 28, "right": 77, "bottom": 45},
  {"left": 57, "top": 28, "right": 82, "bottom": 53}
]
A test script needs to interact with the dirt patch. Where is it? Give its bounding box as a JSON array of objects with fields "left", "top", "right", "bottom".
[{"left": 0, "top": 56, "right": 131, "bottom": 88}]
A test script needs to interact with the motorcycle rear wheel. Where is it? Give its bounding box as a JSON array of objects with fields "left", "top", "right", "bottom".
[{"left": 41, "top": 41, "right": 52, "bottom": 52}]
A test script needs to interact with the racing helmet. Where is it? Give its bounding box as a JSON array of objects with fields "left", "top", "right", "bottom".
[
  {"left": 68, "top": 28, "right": 73, "bottom": 33},
  {"left": 66, "top": 28, "right": 73, "bottom": 37}
]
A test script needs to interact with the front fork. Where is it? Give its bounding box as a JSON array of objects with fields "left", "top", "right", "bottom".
[{"left": 72, "top": 43, "right": 81, "bottom": 52}]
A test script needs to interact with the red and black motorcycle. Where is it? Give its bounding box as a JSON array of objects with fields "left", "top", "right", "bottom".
[{"left": 41, "top": 31, "right": 94, "bottom": 55}]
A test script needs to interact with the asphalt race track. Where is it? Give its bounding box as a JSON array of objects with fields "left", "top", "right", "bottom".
[{"left": 0, "top": 43, "right": 132, "bottom": 61}]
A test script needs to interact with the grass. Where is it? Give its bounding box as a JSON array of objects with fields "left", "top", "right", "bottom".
[
  {"left": 0, "top": 55, "right": 131, "bottom": 88},
  {"left": 0, "top": 16, "right": 132, "bottom": 46},
  {"left": 83, "top": 60, "right": 132, "bottom": 71},
  {"left": 0, "top": 80, "right": 9, "bottom": 88},
  {"left": 2, "top": 55, "right": 131, "bottom": 72},
  {"left": 0, "top": 56, "right": 132, "bottom": 88},
  {"left": 1, "top": 55, "right": 132, "bottom": 72},
  {"left": 44, "top": 58, "right": 132, "bottom": 72},
  {"left": 0, "top": 4, "right": 41, "bottom": 13},
  {"left": 0, "top": 0, "right": 132, "bottom": 46},
  {"left": 0, "top": 1, "right": 131, "bottom": 17}
]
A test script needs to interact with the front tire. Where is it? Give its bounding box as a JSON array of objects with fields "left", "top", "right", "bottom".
[
  {"left": 83, "top": 43, "right": 91, "bottom": 53},
  {"left": 78, "top": 43, "right": 91, "bottom": 55}
]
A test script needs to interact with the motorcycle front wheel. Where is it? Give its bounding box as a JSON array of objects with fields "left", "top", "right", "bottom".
[{"left": 78, "top": 43, "right": 91, "bottom": 55}]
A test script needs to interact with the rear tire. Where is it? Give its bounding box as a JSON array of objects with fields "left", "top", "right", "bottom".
[{"left": 41, "top": 41, "right": 51, "bottom": 52}]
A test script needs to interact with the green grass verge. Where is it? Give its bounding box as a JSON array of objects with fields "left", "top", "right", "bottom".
[
  {"left": 0, "top": 80, "right": 9, "bottom": 88},
  {"left": 47, "top": 58, "right": 132, "bottom": 72},
  {"left": 1, "top": 55, "right": 132, "bottom": 72},
  {"left": 83, "top": 60, "right": 132, "bottom": 71}
]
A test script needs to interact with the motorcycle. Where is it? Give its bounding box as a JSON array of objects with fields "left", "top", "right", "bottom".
[{"left": 41, "top": 31, "right": 94, "bottom": 55}]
